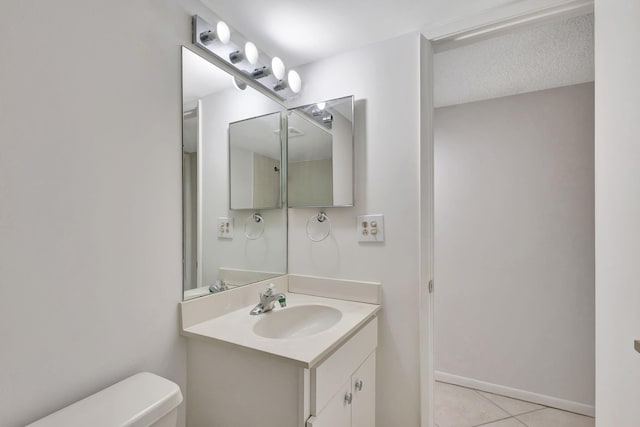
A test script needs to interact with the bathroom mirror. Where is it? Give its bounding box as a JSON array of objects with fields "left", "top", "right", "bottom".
[
  {"left": 182, "top": 46, "right": 287, "bottom": 301},
  {"left": 287, "top": 96, "right": 354, "bottom": 207},
  {"left": 229, "top": 112, "right": 282, "bottom": 210}
]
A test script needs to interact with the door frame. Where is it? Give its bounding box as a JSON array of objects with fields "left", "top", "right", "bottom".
[{"left": 417, "top": 2, "right": 595, "bottom": 426}]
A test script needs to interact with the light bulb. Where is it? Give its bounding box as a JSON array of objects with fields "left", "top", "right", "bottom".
[
  {"left": 216, "top": 21, "right": 231, "bottom": 44},
  {"left": 245, "top": 42, "right": 259, "bottom": 65},
  {"left": 271, "top": 57, "right": 285, "bottom": 80},
  {"left": 288, "top": 70, "right": 302, "bottom": 94}
]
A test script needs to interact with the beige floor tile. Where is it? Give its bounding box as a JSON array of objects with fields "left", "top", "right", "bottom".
[
  {"left": 478, "top": 391, "right": 545, "bottom": 416},
  {"left": 480, "top": 418, "right": 526, "bottom": 427},
  {"left": 517, "top": 408, "right": 595, "bottom": 427},
  {"left": 435, "top": 382, "right": 509, "bottom": 427}
]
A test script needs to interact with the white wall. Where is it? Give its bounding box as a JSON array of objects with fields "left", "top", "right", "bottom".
[
  {"left": 0, "top": 1, "right": 220, "bottom": 425},
  {"left": 434, "top": 83, "right": 595, "bottom": 410},
  {"left": 594, "top": 0, "right": 640, "bottom": 425},
  {"left": 288, "top": 159, "right": 333, "bottom": 207},
  {"left": 198, "top": 87, "right": 287, "bottom": 288},
  {"left": 229, "top": 147, "right": 255, "bottom": 208},
  {"left": 288, "top": 34, "right": 422, "bottom": 426}
]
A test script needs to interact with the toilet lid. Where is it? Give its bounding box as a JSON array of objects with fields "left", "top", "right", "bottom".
[{"left": 26, "top": 372, "right": 183, "bottom": 427}]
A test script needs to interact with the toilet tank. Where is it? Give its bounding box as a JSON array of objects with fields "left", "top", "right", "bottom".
[{"left": 26, "top": 372, "right": 183, "bottom": 427}]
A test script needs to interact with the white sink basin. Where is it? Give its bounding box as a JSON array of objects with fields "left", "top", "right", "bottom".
[{"left": 253, "top": 305, "right": 342, "bottom": 339}]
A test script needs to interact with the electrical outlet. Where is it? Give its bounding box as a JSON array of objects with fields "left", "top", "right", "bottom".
[
  {"left": 217, "top": 217, "right": 234, "bottom": 239},
  {"left": 357, "top": 214, "right": 385, "bottom": 242}
]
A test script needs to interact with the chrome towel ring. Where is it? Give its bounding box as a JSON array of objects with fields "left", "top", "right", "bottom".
[
  {"left": 306, "top": 211, "right": 331, "bottom": 242},
  {"left": 245, "top": 213, "right": 265, "bottom": 240}
]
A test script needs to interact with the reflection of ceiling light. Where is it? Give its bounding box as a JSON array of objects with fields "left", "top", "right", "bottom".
[
  {"left": 232, "top": 76, "right": 247, "bottom": 91},
  {"left": 322, "top": 114, "right": 333, "bottom": 124},
  {"left": 303, "top": 104, "right": 333, "bottom": 129},
  {"left": 200, "top": 20, "right": 231, "bottom": 45},
  {"left": 271, "top": 57, "right": 285, "bottom": 80},
  {"left": 316, "top": 102, "right": 326, "bottom": 110}
]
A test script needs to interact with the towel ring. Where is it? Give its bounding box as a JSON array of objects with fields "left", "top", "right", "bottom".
[
  {"left": 306, "top": 211, "right": 331, "bottom": 242},
  {"left": 244, "top": 213, "right": 265, "bottom": 240}
]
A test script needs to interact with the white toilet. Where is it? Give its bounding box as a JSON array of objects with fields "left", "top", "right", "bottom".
[{"left": 27, "top": 372, "right": 183, "bottom": 427}]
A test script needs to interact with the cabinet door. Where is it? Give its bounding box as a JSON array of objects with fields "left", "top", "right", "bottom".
[
  {"left": 306, "top": 379, "right": 351, "bottom": 427},
  {"left": 351, "top": 352, "right": 376, "bottom": 427}
]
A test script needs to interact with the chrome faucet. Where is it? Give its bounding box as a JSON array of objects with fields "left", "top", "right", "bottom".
[
  {"left": 250, "top": 284, "right": 286, "bottom": 315},
  {"left": 209, "top": 279, "right": 229, "bottom": 294}
]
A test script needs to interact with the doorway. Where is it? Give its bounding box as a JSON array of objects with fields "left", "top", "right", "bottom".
[{"left": 428, "top": 12, "right": 595, "bottom": 427}]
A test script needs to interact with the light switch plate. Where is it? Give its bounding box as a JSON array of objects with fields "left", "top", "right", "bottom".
[
  {"left": 357, "top": 214, "right": 385, "bottom": 242},
  {"left": 217, "top": 217, "right": 234, "bottom": 239}
]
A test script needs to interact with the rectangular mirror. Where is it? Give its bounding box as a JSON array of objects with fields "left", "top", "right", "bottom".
[
  {"left": 229, "top": 112, "right": 282, "bottom": 210},
  {"left": 182, "top": 46, "right": 287, "bottom": 301},
  {"left": 287, "top": 95, "right": 354, "bottom": 207}
]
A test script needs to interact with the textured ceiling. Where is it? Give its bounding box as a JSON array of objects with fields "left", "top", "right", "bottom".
[
  {"left": 434, "top": 13, "right": 594, "bottom": 107},
  {"left": 199, "top": 0, "right": 581, "bottom": 67}
]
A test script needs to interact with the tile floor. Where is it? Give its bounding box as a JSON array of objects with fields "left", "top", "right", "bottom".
[{"left": 435, "top": 381, "right": 595, "bottom": 427}]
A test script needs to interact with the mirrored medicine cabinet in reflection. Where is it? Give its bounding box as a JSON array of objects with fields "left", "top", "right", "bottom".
[
  {"left": 228, "top": 112, "right": 283, "bottom": 210},
  {"left": 182, "top": 46, "right": 354, "bottom": 301}
]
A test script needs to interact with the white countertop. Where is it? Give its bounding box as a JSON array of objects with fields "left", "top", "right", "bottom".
[{"left": 182, "top": 293, "right": 381, "bottom": 368}]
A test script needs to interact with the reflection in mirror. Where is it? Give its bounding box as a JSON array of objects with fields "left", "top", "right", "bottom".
[
  {"left": 229, "top": 112, "right": 282, "bottom": 210},
  {"left": 182, "top": 46, "right": 287, "bottom": 301},
  {"left": 287, "top": 96, "right": 354, "bottom": 207}
]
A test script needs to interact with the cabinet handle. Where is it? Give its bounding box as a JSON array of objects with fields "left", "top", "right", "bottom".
[
  {"left": 355, "top": 380, "right": 363, "bottom": 391},
  {"left": 344, "top": 392, "right": 353, "bottom": 405}
]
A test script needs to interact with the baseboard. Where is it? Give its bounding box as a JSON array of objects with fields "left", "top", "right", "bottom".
[{"left": 434, "top": 371, "right": 595, "bottom": 417}]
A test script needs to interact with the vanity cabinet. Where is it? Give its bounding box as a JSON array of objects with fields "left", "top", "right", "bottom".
[
  {"left": 351, "top": 353, "right": 376, "bottom": 427},
  {"left": 307, "top": 352, "right": 376, "bottom": 427},
  {"left": 185, "top": 315, "right": 377, "bottom": 427},
  {"left": 181, "top": 280, "right": 382, "bottom": 427},
  {"left": 308, "top": 316, "right": 377, "bottom": 427}
]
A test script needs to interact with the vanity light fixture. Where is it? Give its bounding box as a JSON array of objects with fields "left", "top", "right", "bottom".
[
  {"left": 193, "top": 15, "right": 302, "bottom": 100},
  {"left": 229, "top": 41, "right": 260, "bottom": 65},
  {"left": 199, "top": 21, "right": 231, "bottom": 45},
  {"left": 273, "top": 81, "right": 287, "bottom": 91},
  {"left": 245, "top": 42, "right": 259, "bottom": 65},
  {"left": 288, "top": 70, "right": 302, "bottom": 94},
  {"left": 271, "top": 57, "right": 286, "bottom": 80},
  {"left": 251, "top": 66, "right": 271, "bottom": 79},
  {"left": 228, "top": 50, "right": 243, "bottom": 64},
  {"left": 273, "top": 69, "right": 303, "bottom": 94}
]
